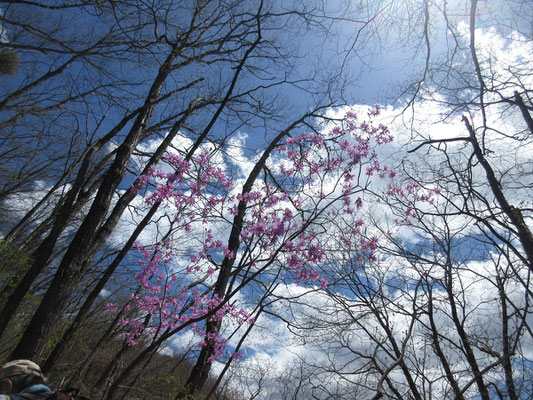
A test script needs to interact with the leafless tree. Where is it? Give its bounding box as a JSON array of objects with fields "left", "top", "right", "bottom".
[{"left": 265, "top": 1, "right": 533, "bottom": 399}]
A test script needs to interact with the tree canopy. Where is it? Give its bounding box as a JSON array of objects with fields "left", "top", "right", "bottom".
[{"left": 0, "top": 1, "right": 532, "bottom": 399}]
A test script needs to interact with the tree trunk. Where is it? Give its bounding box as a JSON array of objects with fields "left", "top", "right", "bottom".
[
  {"left": 0, "top": 148, "right": 93, "bottom": 339},
  {"left": 9, "top": 44, "right": 181, "bottom": 360},
  {"left": 176, "top": 114, "right": 309, "bottom": 397},
  {"left": 40, "top": 106, "right": 198, "bottom": 372},
  {"left": 0, "top": 106, "right": 141, "bottom": 340}
]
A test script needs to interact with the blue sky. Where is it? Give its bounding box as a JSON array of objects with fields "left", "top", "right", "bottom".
[{"left": 2, "top": 1, "right": 532, "bottom": 398}]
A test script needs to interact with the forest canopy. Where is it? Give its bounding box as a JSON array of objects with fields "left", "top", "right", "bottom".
[{"left": 0, "top": 1, "right": 532, "bottom": 399}]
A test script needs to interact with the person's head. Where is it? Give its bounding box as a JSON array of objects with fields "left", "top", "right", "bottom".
[{"left": 0, "top": 359, "right": 46, "bottom": 394}]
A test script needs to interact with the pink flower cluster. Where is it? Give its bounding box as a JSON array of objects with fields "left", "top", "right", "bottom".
[
  {"left": 386, "top": 182, "right": 442, "bottom": 225},
  {"left": 112, "top": 106, "right": 441, "bottom": 360},
  {"left": 119, "top": 317, "right": 145, "bottom": 347},
  {"left": 113, "top": 241, "right": 256, "bottom": 357}
]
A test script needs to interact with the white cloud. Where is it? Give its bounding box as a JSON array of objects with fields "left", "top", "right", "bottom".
[
  {"left": 4, "top": 14, "right": 532, "bottom": 399},
  {"left": 226, "top": 132, "right": 255, "bottom": 178}
]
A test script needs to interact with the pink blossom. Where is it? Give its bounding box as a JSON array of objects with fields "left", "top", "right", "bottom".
[
  {"left": 287, "top": 254, "right": 302, "bottom": 269},
  {"left": 223, "top": 247, "right": 235, "bottom": 259},
  {"left": 283, "top": 208, "right": 293, "bottom": 220},
  {"left": 118, "top": 109, "right": 437, "bottom": 367},
  {"left": 270, "top": 218, "right": 285, "bottom": 237}
]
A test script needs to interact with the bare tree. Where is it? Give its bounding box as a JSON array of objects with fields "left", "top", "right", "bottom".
[{"left": 264, "top": 1, "right": 533, "bottom": 399}]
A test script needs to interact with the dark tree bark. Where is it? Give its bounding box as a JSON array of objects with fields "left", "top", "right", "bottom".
[
  {"left": 104, "top": 107, "right": 322, "bottom": 399},
  {"left": 10, "top": 42, "right": 184, "bottom": 360}
]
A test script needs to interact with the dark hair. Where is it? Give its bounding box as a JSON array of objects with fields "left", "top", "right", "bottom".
[{"left": 8, "top": 373, "right": 46, "bottom": 393}]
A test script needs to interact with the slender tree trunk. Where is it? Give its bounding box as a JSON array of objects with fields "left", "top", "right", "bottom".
[
  {"left": 0, "top": 106, "right": 141, "bottom": 340},
  {"left": 464, "top": 117, "right": 533, "bottom": 273},
  {"left": 66, "top": 296, "right": 135, "bottom": 387},
  {"left": 496, "top": 275, "right": 518, "bottom": 400},
  {"left": 374, "top": 311, "right": 423, "bottom": 400},
  {"left": 104, "top": 113, "right": 311, "bottom": 399},
  {"left": 444, "top": 262, "right": 491, "bottom": 400},
  {"left": 513, "top": 91, "right": 533, "bottom": 135},
  {"left": 94, "top": 315, "right": 153, "bottom": 396},
  {"left": 4, "top": 169, "right": 70, "bottom": 246},
  {"left": 40, "top": 105, "right": 199, "bottom": 372},
  {"left": 0, "top": 148, "right": 93, "bottom": 339},
  {"left": 10, "top": 44, "right": 181, "bottom": 361},
  {"left": 176, "top": 115, "right": 309, "bottom": 397},
  {"left": 427, "top": 285, "right": 465, "bottom": 400},
  {"left": 119, "top": 345, "right": 161, "bottom": 400}
]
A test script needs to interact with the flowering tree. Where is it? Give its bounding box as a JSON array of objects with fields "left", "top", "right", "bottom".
[
  {"left": 2, "top": 0, "right": 360, "bottom": 367},
  {"left": 94, "top": 104, "right": 439, "bottom": 399}
]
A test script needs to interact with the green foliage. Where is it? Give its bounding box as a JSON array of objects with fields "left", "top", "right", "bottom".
[
  {"left": 0, "top": 241, "right": 32, "bottom": 296},
  {"left": 140, "top": 374, "right": 185, "bottom": 399},
  {"left": 0, "top": 241, "right": 35, "bottom": 361},
  {"left": 42, "top": 306, "right": 216, "bottom": 399}
]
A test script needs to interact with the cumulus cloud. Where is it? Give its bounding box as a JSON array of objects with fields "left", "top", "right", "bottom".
[
  {"left": 3, "top": 13, "right": 531, "bottom": 399},
  {"left": 204, "top": 22, "right": 533, "bottom": 399}
]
